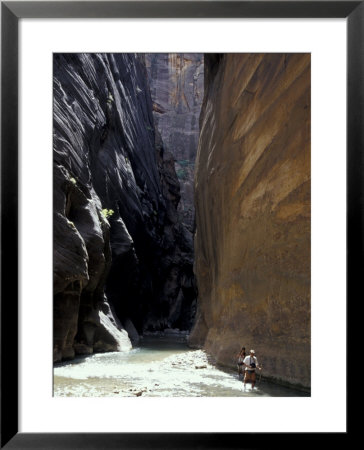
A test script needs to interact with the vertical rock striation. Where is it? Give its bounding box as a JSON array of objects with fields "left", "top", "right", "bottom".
[
  {"left": 54, "top": 53, "right": 196, "bottom": 362},
  {"left": 145, "top": 54, "right": 204, "bottom": 231},
  {"left": 189, "top": 54, "right": 311, "bottom": 389}
]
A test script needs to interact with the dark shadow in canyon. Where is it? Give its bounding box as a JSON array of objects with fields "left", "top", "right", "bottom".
[
  {"left": 53, "top": 53, "right": 203, "bottom": 362},
  {"left": 103, "top": 53, "right": 204, "bottom": 338}
]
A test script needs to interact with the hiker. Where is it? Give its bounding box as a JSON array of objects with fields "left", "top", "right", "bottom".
[
  {"left": 236, "top": 347, "right": 246, "bottom": 378},
  {"left": 243, "top": 349, "right": 261, "bottom": 388}
]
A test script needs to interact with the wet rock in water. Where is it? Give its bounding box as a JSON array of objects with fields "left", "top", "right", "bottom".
[
  {"left": 133, "top": 387, "right": 147, "bottom": 397},
  {"left": 122, "top": 318, "right": 140, "bottom": 345},
  {"left": 164, "top": 328, "right": 181, "bottom": 335},
  {"left": 189, "top": 54, "right": 311, "bottom": 389},
  {"left": 74, "top": 343, "right": 93, "bottom": 355}
]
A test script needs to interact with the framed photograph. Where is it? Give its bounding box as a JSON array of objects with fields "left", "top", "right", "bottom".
[{"left": 1, "top": 1, "right": 356, "bottom": 447}]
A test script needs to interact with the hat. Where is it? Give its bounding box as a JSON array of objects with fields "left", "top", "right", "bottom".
[{"left": 250, "top": 349, "right": 255, "bottom": 354}]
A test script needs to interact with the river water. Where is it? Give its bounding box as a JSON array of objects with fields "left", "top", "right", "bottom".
[{"left": 54, "top": 337, "right": 308, "bottom": 397}]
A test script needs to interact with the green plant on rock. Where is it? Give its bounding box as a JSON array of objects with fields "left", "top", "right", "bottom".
[
  {"left": 176, "top": 168, "right": 187, "bottom": 179},
  {"left": 101, "top": 208, "right": 114, "bottom": 219}
]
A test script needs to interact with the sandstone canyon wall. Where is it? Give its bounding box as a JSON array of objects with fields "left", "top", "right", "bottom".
[
  {"left": 189, "top": 54, "right": 311, "bottom": 389},
  {"left": 54, "top": 54, "right": 196, "bottom": 362},
  {"left": 145, "top": 54, "right": 204, "bottom": 231}
]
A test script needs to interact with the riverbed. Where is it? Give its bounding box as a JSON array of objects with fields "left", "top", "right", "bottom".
[{"left": 53, "top": 338, "right": 308, "bottom": 397}]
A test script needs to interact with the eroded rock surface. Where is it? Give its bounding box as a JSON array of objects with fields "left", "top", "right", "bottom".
[
  {"left": 189, "top": 54, "right": 311, "bottom": 389},
  {"left": 145, "top": 54, "right": 204, "bottom": 230},
  {"left": 54, "top": 53, "right": 196, "bottom": 362}
]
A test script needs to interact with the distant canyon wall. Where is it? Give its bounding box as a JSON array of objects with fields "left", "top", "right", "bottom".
[
  {"left": 145, "top": 53, "right": 204, "bottom": 231},
  {"left": 189, "top": 54, "right": 311, "bottom": 389},
  {"left": 54, "top": 53, "right": 196, "bottom": 362}
]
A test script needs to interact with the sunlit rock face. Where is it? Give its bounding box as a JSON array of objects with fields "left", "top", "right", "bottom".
[
  {"left": 189, "top": 54, "right": 311, "bottom": 389},
  {"left": 145, "top": 53, "right": 204, "bottom": 231},
  {"left": 54, "top": 53, "right": 196, "bottom": 362}
]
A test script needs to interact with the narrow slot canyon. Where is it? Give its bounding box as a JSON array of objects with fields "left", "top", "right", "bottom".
[{"left": 53, "top": 53, "right": 310, "bottom": 397}]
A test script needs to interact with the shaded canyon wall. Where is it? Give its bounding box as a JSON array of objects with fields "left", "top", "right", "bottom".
[
  {"left": 54, "top": 53, "right": 196, "bottom": 362},
  {"left": 145, "top": 54, "right": 204, "bottom": 231},
  {"left": 189, "top": 54, "right": 311, "bottom": 389}
]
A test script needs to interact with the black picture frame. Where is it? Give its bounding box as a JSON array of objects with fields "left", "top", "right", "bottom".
[{"left": 1, "top": 1, "right": 356, "bottom": 448}]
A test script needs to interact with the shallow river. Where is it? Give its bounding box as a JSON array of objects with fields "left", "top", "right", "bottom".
[{"left": 54, "top": 338, "right": 308, "bottom": 397}]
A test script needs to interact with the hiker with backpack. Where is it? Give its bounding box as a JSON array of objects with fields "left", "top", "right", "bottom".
[{"left": 243, "top": 349, "right": 261, "bottom": 389}]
